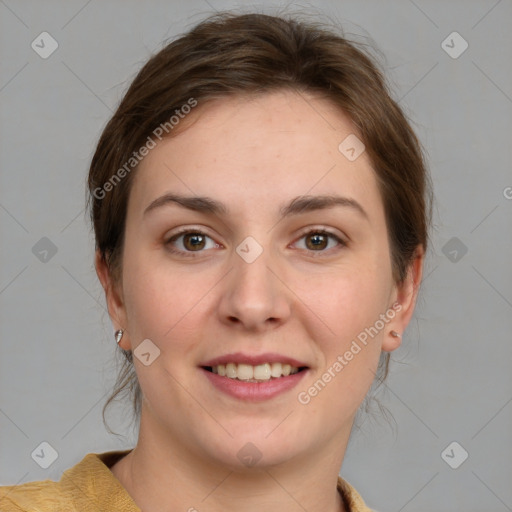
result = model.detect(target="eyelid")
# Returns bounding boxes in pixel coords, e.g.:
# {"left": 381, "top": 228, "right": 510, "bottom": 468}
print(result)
{"left": 164, "top": 226, "right": 222, "bottom": 257}
{"left": 165, "top": 225, "right": 217, "bottom": 241}
{"left": 290, "top": 226, "right": 347, "bottom": 255}
{"left": 293, "top": 225, "right": 348, "bottom": 244}
{"left": 164, "top": 225, "right": 347, "bottom": 257}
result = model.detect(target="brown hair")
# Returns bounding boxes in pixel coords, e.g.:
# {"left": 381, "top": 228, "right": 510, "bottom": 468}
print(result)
{"left": 87, "top": 11, "right": 432, "bottom": 433}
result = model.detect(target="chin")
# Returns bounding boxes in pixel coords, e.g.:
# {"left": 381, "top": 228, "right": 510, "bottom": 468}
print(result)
{"left": 199, "top": 426, "right": 307, "bottom": 471}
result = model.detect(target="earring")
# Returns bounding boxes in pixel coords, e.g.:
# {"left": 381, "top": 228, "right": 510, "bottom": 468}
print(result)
{"left": 390, "top": 330, "right": 401, "bottom": 338}
{"left": 115, "top": 329, "right": 124, "bottom": 344}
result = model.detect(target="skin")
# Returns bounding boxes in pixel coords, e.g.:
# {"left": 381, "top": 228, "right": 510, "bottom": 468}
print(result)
{"left": 96, "top": 89, "right": 424, "bottom": 512}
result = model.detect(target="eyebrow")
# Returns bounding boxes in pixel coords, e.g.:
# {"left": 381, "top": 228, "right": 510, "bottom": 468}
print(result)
{"left": 143, "top": 193, "right": 368, "bottom": 220}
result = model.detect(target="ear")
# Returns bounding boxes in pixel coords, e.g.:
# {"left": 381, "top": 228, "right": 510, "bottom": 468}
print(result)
{"left": 382, "top": 245, "right": 424, "bottom": 352}
{"left": 95, "top": 249, "right": 130, "bottom": 350}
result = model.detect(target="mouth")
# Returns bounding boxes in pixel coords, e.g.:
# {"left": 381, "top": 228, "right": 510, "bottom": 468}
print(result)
{"left": 202, "top": 362, "right": 309, "bottom": 383}
{"left": 199, "top": 354, "right": 310, "bottom": 401}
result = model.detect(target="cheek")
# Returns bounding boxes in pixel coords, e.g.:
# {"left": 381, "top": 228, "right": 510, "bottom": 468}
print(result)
{"left": 121, "top": 248, "right": 214, "bottom": 354}
{"left": 297, "top": 260, "right": 391, "bottom": 341}
{"left": 298, "top": 290, "right": 385, "bottom": 429}
{"left": 296, "top": 262, "right": 391, "bottom": 404}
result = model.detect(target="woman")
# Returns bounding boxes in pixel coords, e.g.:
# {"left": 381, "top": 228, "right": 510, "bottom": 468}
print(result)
{"left": 0, "top": 11, "right": 430, "bottom": 512}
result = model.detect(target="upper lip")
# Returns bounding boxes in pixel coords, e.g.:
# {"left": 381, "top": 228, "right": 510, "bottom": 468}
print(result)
{"left": 200, "top": 352, "right": 309, "bottom": 368}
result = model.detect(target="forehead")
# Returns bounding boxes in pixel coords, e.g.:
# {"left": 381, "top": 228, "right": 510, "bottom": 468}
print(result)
{"left": 130, "top": 90, "right": 383, "bottom": 220}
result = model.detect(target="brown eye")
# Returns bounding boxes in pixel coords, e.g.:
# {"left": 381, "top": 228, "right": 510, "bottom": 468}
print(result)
{"left": 166, "top": 230, "right": 220, "bottom": 256}
{"left": 182, "top": 233, "right": 206, "bottom": 251}
{"left": 305, "top": 233, "right": 329, "bottom": 250}
{"left": 294, "top": 229, "right": 346, "bottom": 254}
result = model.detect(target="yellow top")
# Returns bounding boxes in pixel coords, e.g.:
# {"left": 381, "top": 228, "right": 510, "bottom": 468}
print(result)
{"left": 0, "top": 450, "right": 375, "bottom": 511}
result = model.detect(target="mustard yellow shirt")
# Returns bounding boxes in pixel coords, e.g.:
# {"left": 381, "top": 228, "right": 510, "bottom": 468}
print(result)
{"left": 0, "top": 450, "right": 375, "bottom": 511}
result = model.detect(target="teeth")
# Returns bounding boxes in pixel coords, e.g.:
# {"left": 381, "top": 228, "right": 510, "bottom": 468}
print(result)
{"left": 237, "top": 364, "right": 253, "bottom": 381}
{"left": 211, "top": 362, "right": 300, "bottom": 381}
{"left": 270, "top": 362, "right": 282, "bottom": 378}
{"left": 226, "top": 363, "right": 237, "bottom": 379}
{"left": 254, "top": 363, "right": 271, "bottom": 380}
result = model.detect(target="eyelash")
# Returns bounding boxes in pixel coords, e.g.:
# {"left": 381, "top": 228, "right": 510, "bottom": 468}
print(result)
{"left": 164, "top": 227, "right": 347, "bottom": 258}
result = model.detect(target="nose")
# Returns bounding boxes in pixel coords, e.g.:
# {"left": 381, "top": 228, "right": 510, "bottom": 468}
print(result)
{"left": 216, "top": 246, "right": 292, "bottom": 332}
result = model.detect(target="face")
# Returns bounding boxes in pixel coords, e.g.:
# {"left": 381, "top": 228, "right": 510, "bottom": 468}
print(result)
{"left": 99, "top": 90, "right": 421, "bottom": 470}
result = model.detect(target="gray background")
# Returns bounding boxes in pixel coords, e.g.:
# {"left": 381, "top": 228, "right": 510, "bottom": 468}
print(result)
{"left": 1, "top": 1, "right": 511, "bottom": 511}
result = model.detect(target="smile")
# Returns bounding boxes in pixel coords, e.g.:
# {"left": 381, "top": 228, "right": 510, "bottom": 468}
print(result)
{"left": 201, "top": 366, "right": 309, "bottom": 401}
{"left": 204, "top": 362, "right": 303, "bottom": 382}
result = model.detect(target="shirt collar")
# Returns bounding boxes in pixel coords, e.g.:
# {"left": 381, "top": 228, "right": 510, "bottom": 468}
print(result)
{"left": 61, "top": 450, "right": 373, "bottom": 512}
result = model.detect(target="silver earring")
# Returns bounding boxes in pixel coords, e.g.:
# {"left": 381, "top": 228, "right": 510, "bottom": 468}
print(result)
{"left": 390, "top": 330, "right": 401, "bottom": 338}
{"left": 115, "top": 329, "right": 124, "bottom": 344}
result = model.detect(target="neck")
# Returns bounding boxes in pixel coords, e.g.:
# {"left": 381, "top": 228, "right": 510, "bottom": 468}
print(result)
{"left": 111, "top": 407, "right": 351, "bottom": 512}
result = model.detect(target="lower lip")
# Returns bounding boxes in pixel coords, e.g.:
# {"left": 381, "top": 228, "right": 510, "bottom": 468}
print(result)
{"left": 200, "top": 367, "right": 308, "bottom": 401}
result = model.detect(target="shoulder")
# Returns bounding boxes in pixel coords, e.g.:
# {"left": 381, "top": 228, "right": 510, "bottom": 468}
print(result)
{"left": 337, "top": 475, "right": 378, "bottom": 512}
{"left": 0, "top": 450, "right": 135, "bottom": 512}
{"left": 0, "top": 479, "right": 63, "bottom": 511}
